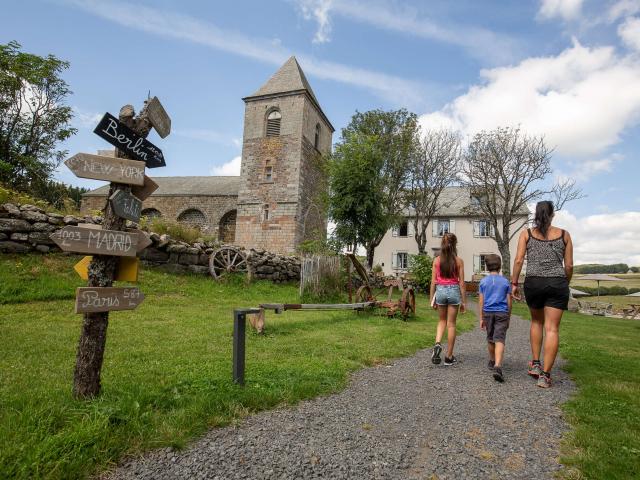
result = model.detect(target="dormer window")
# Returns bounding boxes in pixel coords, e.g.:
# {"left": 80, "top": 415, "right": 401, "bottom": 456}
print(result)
{"left": 266, "top": 110, "right": 281, "bottom": 137}
{"left": 264, "top": 160, "right": 273, "bottom": 181}
{"left": 314, "top": 123, "right": 321, "bottom": 149}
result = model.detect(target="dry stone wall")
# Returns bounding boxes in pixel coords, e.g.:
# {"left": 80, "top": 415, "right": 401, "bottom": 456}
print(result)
{"left": 0, "top": 203, "right": 301, "bottom": 282}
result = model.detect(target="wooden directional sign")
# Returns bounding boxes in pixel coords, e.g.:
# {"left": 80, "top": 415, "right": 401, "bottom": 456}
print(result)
{"left": 131, "top": 229, "right": 153, "bottom": 252}
{"left": 94, "top": 113, "right": 166, "bottom": 168}
{"left": 75, "top": 287, "right": 144, "bottom": 314}
{"left": 50, "top": 226, "right": 138, "bottom": 257}
{"left": 110, "top": 189, "right": 142, "bottom": 222}
{"left": 131, "top": 175, "right": 159, "bottom": 201}
{"left": 147, "top": 96, "right": 171, "bottom": 138}
{"left": 74, "top": 256, "right": 139, "bottom": 282}
{"left": 65, "top": 153, "right": 145, "bottom": 185}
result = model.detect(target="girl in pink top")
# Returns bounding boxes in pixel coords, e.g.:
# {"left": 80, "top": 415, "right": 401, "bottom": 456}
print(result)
{"left": 429, "top": 233, "right": 467, "bottom": 366}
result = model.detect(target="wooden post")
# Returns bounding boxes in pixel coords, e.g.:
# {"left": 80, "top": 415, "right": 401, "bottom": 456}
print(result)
{"left": 347, "top": 257, "right": 353, "bottom": 303}
{"left": 72, "top": 103, "right": 151, "bottom": 399}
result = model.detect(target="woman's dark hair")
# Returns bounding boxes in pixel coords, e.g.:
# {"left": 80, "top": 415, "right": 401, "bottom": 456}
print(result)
{"left": 534, "top": 201, "right": 554, "bottom": 238}
{"left": 440, "top": 233, "right": 458, "bottom": 278}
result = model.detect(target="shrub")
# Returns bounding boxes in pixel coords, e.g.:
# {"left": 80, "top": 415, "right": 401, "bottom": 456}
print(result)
{"left": 139, "top": 216, "right": 215, "bottom": 244}
{"left": 409, "top": 254, "right": 432, "bottom": 292}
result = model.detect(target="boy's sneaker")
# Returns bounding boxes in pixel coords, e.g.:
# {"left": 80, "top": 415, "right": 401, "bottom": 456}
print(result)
{"left": 431, "top": 343, "right": 442, "bottom": 365}
{"left": 528, "top": 361, "right": 543, "bottom": 378}
{"left": 487, "top": 359, "right": 495, "bottom": 370}
{"left": 493, "top": 367, "right": 504, "bottom": 383}
{"left": 537, "top": 372, "right": 552, "bottom": 388}
{"left": 443, "top": 355, "right": 457, "bottom": 366}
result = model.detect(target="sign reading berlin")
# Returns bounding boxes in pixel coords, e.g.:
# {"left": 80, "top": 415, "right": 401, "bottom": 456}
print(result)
{"left": 93, "top": 112, "right": 166, "bottom": 168}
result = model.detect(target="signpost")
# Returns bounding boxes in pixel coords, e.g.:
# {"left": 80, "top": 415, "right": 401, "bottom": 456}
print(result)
{"left": 62, "top": 99, "right": 170, "bottom": 399}
{"left": 75, "top": 287, "right": 144, "bottom": 313}
{"left": 50, "top": 226, "right": 139, "bottom": 257}
{"left": 131, "top": 175, "right": 159, "bottom": 201}
{"left": 64, "top": 153, "right": 145, "bottom": 185}
{"left": 93, "top": 112, "right": 166, "bottom": 168}
{"left": 110, "top": 189, "right": 142, "bottom": 222}
{"left": 74, "top": 256, "right": 139, "bottom": 282}
{"left": 146, "top": 96, "right": 171, "bottom": 138}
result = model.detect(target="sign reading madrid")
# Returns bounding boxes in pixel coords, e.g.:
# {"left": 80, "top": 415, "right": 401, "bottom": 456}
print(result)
{"left": 65, "top": 153, "right": 145, "bottom": 185}
{"left": 93, "top": 113, "right": 166, "bottom": 168}
{"left": 75, "top": 287, "right": 144, "bottom": 313}
{"left": 50, "top": 226, "right": 139, "bottom": 257}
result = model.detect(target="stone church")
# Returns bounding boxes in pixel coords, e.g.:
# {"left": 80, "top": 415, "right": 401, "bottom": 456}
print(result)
{"left": 82, "top": 57, "right": 334, "bottom": 254}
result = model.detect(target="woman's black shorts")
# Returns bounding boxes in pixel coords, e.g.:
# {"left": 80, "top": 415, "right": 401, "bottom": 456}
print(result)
{"left": 523, "top": 276, "right": 570, "bottom": 310}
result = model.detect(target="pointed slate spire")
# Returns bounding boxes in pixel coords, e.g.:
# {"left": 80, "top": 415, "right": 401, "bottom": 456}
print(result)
{"left": 245, "top": 56, "right": 320, "bottom": 105}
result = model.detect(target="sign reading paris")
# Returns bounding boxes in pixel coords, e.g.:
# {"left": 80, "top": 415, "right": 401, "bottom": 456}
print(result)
{"left": 93, "top": 112, "right": 166, "bottom": 168}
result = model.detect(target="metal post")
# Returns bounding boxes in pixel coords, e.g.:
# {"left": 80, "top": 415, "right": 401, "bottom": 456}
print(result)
{"left": 233, "top": 308, "right": 261, "bottom": 386}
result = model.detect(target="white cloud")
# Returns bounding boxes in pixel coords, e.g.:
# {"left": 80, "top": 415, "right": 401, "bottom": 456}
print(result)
{"left": 608, "top": 0, "right": 640, "bottom": 22}
{"left": 618, "top": 16, "right": 640, "bottom": 51}
{"left": 294, "top": 0, "right": 518, "bottom": 64}
{"left": 297, "top": 0, "right": 333, "bottom": 43}
{"left": 419, "top": 40, "right": 640, "bottom": 158}
{"left": 210, "top": 156, "right": 241, "bottom": 176}
{"left": 538, "top": 0, "right": 584, "bottom": 21}
{"left": 554, "top": 209, "right": 640, "bottom": 265}
{"left": 72, "top": 106, "right": 102, "bottom": 128}
{"left": 64, "top": 0, "right": 422, "bottom": 105}
{"left": 558, "top": 153, "right": 622, "bottom": 181}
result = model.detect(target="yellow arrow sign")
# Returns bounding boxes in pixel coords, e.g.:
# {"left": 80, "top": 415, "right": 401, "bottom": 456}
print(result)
{"left": 74, "top": 256, "right": 140, "bottom": 282}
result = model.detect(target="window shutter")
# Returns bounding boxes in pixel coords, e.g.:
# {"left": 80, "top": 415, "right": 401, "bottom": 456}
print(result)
{"left": 408, "top": 221, "right": 414, "bottom": 236}
{"left": 473, "top": 221, "right": 479, "bottom": 237}
{"left": 392, "top": 227, "right": 398, "bottom": 237}
{"left": 491, "top": 223, "right": 496, "bottom": 237}
{"left": 450, "top": 219, "right": 456, "bottom": 234}
{"left": 432, "top": 220, "right": 439, "bottom": 237}
{"left": 391, "top": 252, "right": 397, "bottom": 269}
{"left": 473, "top": 255, "right": 480, "bottom": 273}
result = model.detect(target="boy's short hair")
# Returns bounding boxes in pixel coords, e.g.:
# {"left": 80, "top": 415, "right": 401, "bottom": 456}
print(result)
{"left": 485, "top": 254, "right": 502, "bottom": 272}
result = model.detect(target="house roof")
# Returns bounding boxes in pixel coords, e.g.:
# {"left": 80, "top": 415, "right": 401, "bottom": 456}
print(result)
{"left": 243, "top": 56, "right": 334, "bottom": 132}
{"left": 405, "top": 186, "right": 530, "bottom": 217}
{"left": 83, "top": 176, "right": 241, "bottom": 197}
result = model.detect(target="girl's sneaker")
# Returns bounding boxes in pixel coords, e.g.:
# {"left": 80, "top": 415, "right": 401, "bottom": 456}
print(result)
{"left": 537, "top": 372, "right": 552, "bottom": 388}
{"left": 488, "top": 359, "right": 495, "bottom": 370}
{"left": 493, "top": 367, "right": 504, "bottom": 383}
{"left": 444, "top": 355, "right": 457, "bottom": 366}
{"left": 431, "top": 343, "right": 442, "bottom": 364}
{"left": 528, "top": 361, "right": 543, "bottom": 378}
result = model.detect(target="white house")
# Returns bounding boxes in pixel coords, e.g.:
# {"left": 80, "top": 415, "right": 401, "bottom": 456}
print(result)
{"left": 373, "top": 187, "right": 529, "bottom": 281}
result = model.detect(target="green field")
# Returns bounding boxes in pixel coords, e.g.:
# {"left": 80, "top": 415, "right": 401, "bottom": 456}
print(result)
{"left": 572, "top": 273, "right": 640, "bottom": 290}
{"left": 0, "top": 254, "right": 462, "bottom": 479}
{"left": 2, "top": 255, "right": 639, "bottom": 479}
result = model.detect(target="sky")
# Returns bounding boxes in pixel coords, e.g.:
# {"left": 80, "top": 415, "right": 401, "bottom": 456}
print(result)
{"left": 2, "top": 0, "right": 640, "bottom": 266}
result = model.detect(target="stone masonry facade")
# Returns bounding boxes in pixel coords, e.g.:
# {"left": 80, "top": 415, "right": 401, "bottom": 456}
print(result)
{"left": 81, "top": 56, "right": 333, "bottom": 255}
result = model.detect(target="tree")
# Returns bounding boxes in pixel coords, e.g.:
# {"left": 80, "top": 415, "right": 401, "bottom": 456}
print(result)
{"left": 460, "top": 127, "right": 581, "bottom": 276}
{"left": 329, "top": 109, "right": 420, "bottom": 268}
{"left": 0, "top": 41, "right": 76, "bottom": 193}
{"left": 407, "top": 129, "right": 461, "bottom": 254}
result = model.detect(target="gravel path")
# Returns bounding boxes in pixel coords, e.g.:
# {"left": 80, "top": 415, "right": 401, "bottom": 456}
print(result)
{"left": 107, "top": 308, "right": 574, "bottom": 480}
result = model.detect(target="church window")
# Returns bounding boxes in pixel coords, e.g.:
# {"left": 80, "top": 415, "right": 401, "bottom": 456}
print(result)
{"left": 264, "top": 160, "right": 273, "bottom": 181}
{"left": 314, "top": 123, "right": 321, "bottom": 149}
{"left": 266, "top": 110, "right": 281, "bottom": 137}
{"left": 262, "top": 204, "right": 270, "bottom": 221}
{"left": 177, "top": 208, "right": 207, "bottom": 229}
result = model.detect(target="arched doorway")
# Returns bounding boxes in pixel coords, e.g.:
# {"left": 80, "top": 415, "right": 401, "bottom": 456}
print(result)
{"left": 219, "top": 209, "right": 237, "bottom": 243}
{"left": 177, "top": 208, "right": 207, "bottom": 230}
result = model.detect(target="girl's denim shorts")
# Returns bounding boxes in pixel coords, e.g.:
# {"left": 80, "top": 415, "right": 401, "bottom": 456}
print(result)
{"left": 435, "top": 284, "right": 461, "bottom": 306}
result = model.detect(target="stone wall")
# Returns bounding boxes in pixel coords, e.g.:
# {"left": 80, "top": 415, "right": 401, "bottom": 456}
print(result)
{"left": 0, "top": 202, "right": 301, "bottom": 282}
{"left": 82, "top": 194, "right": 238, "bottom": 239}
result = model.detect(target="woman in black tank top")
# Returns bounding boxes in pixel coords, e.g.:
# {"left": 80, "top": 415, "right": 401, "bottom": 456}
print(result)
{"left": 511, "top": 201, "right": 574, "bottom": 388}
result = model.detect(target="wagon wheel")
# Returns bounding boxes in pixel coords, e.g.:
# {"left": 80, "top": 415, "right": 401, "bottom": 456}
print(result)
{"left": 209, "top": 246, "right": 248, "bottom": 280}
{"left": 356, "top": 285, "right": 374, "bottom": 302}
{"left": 399, "top": 288, "right": 416, "bottom": 320}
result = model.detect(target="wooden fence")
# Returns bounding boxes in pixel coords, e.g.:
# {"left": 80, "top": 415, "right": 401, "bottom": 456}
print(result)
{"left": 299, "top": 255, "right": 342, "bottom": 297}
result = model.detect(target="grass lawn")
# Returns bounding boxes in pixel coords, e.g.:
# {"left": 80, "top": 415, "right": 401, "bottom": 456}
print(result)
{"left": 513, "top": 304, "right": 640, "bottom": 479}
{"left": 0, "top": 254, "right": 471, "bottom": 479}
{"left": 572, "top": 273, "right": 640, "bottom": 290}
